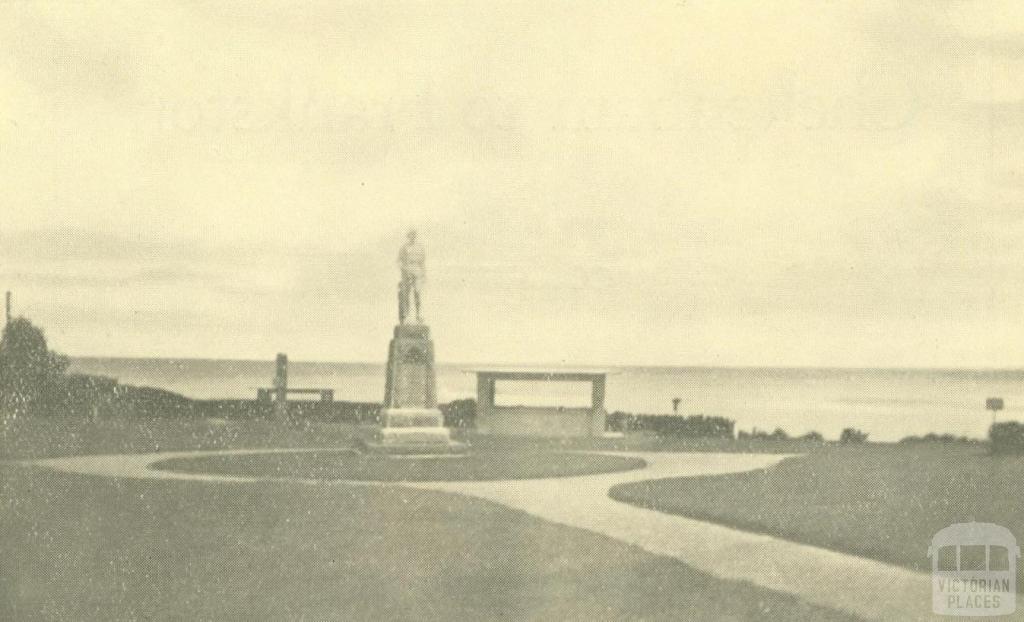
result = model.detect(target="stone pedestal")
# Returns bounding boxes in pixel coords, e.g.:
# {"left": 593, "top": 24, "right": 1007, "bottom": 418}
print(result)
{"left": 364, "top": 324, "right": 465, "bottom": 454}
{"left": 383, "top": 324, "right": 437, "bottom": 410}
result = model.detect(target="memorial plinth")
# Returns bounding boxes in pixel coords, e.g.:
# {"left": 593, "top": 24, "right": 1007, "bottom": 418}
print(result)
{"left": 364, "top": 323, "right": 466, "bottom": 454}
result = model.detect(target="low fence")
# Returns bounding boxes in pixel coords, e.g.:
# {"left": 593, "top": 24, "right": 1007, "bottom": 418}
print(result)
{"left": 194, "top": 400, "right": 379, "bottom": 424}
{"left": 194, "top": 397, "right": 479, "bottom": 427}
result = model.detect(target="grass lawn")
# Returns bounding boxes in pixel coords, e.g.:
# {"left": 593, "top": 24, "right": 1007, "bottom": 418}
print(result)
{"left": 472, "top": 433, "right": 833, "bottom": 455}
{"left": 0, "top": 417, "right": 366, "bottom": 461}
{"left": 0, "top": 416, "right": 859, "bottom": 620}
{"left": 155, "top": 449, "right": 646, "bottom": 482}
{"left": 610, "top": 442, "right": 1024, "bottom": 590}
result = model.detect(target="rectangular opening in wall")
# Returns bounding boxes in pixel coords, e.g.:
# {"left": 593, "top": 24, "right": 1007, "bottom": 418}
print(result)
{"left": 493, "top": 380, "right": 593, "bottom": 408}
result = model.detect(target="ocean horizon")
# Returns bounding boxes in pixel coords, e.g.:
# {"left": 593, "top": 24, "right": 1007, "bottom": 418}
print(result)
{"left": 68, "top": 356, "right": 1024, "bottom": 443}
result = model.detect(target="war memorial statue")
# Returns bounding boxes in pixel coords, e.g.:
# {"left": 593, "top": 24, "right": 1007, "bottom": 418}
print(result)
{"left": 363, "top": 230, "right": 465, "bottom": 454}
{"left": 398, "top": 229, "right": 425, "bottom": 324}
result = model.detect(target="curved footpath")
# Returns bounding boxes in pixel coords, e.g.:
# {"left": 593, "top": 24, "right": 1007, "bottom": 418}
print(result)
{"left": 16, "top": 449, "right": 934, "bottom": 621}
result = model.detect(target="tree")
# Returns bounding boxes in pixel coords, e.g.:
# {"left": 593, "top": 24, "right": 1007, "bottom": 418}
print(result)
{"left": 839, "top": 427, "right": 869, "bottom": 444}
{"left": 0, "top": 317, "right": 69, "bottom": 418}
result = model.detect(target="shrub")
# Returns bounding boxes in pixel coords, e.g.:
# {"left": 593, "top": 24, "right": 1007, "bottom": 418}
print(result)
{"left": 630, "top": 413, "right": 734, "bottom": 438}
{"left": 898, "top": 432, "right": 972, "bottom": 445}
{"left": 799, "top": 431, "right": 824, "bottom": 442}
{"left": 738, "top": 427, "right": 793, "bottom": 441}
{"left": 441, "top": 399, "right": 476, "bottom": 428}
{"left": 839, "top": 428, "right": 869, "bottom": 444}
{"left": 58, "top": 373, "right": 120, "bottom": 419}
{"left": 0, "top": 317, "right": 70, "bottom": 418}
{"left": 990, "top": 421, "right": 1024, "bottom": 454}
{"left": 606, "top": 411, "right": 631, "bottom": 433}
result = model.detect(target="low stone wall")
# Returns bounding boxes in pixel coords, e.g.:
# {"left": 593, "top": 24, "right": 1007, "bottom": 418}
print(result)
{"left": 476, "top": 405, "right": 605, "bottom": 438}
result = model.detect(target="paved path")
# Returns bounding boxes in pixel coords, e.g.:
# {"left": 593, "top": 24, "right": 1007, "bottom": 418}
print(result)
{"left": 17, "top": 449, "right": 935, "bottom": 620}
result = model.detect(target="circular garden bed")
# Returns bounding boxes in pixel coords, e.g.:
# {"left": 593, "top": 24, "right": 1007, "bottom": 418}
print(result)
{"left": 152, "top": 449, "right": 645, "bottom": 482}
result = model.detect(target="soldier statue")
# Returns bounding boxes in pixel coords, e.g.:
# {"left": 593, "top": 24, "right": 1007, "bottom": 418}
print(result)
{"left": 398, "top": 229, "right": 426, "bottom": 324}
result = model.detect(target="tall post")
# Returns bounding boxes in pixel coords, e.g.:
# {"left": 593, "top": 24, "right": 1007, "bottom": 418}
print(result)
{"left": 476, "top": 374, "right": 488, "bottom": 409}
{"left": 590, "top": 374, "right": 606, "bottom": 437}
{"left": 475, "top": 374, "right": 496, "bottom": 435}
{"left": 5, "top": 291, "right": 11, "bottom": 327}
{"left": 274, "top": 353, "right": 288, "bottom": 421}
{"left": 476, "top": 374, "right": 496, "bottom": 409}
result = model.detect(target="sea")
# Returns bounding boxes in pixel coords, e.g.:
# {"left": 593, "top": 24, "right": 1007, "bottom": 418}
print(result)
{"left": 68, "top": 357, "right": 1024, "bottom": 442}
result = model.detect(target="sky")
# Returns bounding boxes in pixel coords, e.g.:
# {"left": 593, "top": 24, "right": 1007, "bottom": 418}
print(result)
{"left": 1, "top": 1, "right": 1022, "bottom": 368}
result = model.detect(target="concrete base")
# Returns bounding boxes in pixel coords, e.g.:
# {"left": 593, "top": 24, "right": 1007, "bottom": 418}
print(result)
{"left": 361, "top": 408, "right": 468, "bottom": 455}
{"left": 373, "top": 321, "right": 462, "bottom": 455}
{"left": 377, "top": 426, "right": 452, "bottom": 445}
{"left": 381, "top": 407, "right": 444, "bottom": 428}
{"left": 476, "top": 405, "right": 607, "bottom": 438}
